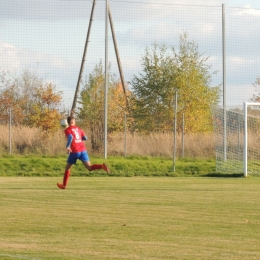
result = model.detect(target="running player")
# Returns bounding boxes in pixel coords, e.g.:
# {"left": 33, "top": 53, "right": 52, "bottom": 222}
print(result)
{"left": 57, "top": 116, "right": 110, "bottom": 189}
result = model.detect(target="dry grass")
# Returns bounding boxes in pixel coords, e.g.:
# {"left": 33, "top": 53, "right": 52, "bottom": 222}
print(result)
{"left": 0, "top": 125, "right": 65, "bottom": 155}
{"left": 108, "top": 132, "right": 215, "bottom": 158}
{"left": 0, "top": 125, "right": 216, "bottom": 158}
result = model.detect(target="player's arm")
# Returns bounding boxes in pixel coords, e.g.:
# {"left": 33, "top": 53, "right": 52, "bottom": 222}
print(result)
{"left": 80, "top": 128, "right": 87, "bottom": 141}
{"left": 66, "top": 134, "right": 73, "bottom": 152}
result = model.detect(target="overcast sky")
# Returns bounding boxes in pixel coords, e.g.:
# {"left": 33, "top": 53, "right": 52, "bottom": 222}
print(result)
{"left": 148, "top": 0, "right": 260, "bottom": 8}
{"left": 1, "top": 0, "right": 260, "bottom": 109}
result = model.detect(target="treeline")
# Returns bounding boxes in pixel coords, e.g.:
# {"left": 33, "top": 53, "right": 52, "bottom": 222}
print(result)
{"left": 0, "top": 33, "right": 221, "bottom": 152}
{"left": 77, "top": 33, "right": 220, "bottom": 151}
{"left": 0, "top": 69, "right": 64, "bottom": 133}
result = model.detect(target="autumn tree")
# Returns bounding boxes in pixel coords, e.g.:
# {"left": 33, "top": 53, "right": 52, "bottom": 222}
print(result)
{"left": 0, "top": 69, "right": 64, "bottom": 133}
{"left": 131, "top": 33, "right": 220, "bottom": 133}
{"left": 78, "top": 63, "right": 105, "bottom": 152}
{"left": 78, "top": 61, "right": 131, "bottom": 152}
{"left": 0, "top": 84, "right": 25, "bottom": 124}
{"left": 0, "top": 70, "right": 24, "bottom": 124}
{"left": 108, "top": 82, "right": 133, "bottom": 132}
{"left": 27, "top": 83, "right": 63, "bottom": 133}
{"left": 172, "top": 33, "right": 220, "bottom": 133}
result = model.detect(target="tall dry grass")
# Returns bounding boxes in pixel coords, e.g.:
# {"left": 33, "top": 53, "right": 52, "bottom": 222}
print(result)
{"left": 0, "top": 125, "right": 216, "bottom": 158}
{"left": 108, "top": 132, "right": 216, "bottom": 158}
{"left": 0, "top": 125, "right": 66, "bottom": 155}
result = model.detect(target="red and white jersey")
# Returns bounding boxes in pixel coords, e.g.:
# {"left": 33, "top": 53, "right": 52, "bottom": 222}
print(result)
{"left": 64, "top": 125, "right": 86, "bottom": 153}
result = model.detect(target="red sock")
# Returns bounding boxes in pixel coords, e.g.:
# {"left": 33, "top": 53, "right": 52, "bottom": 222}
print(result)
{"left": 63, "top": 170, "right": 70, "bottom": 187}
{"left": 90, "top": 164, "right": 102, "bottom": 171}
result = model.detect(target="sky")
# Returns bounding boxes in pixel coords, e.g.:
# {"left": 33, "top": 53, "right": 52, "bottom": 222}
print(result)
{"left": 157, "top": 0, "right": 260, "bottom": 8}
{"left": 1, "top": 0, "right": 260, "bottom": 110}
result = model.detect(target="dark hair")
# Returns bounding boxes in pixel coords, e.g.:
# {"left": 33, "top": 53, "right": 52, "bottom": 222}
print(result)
{"left": 67, "top": 116, "right": 75, "bottom": 125}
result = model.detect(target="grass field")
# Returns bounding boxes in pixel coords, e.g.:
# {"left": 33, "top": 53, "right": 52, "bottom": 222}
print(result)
{"left": 1, "top": 177, "right": 260, "bottom": 260}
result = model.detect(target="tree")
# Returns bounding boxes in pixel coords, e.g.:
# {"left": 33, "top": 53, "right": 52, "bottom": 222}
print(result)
{"left": 28, "top": 83, "right": 63, "bottom": 133}
{"left": 172, "top": 33, "right": 220, "bottom": 133}
{"left": 130, "top": 43, "right": 175, "bottom": 133}
{"left": 78, "top": 61, "right": 131, "bottom": 152}
{"left": 131, "top": 32, "right": 220, "bottom": 133}
{"left": 108, "top": 82, "right": 133, "bottom": 133}
{"left": 0, "top": 69, "right": 64, "bottom": 133}
{"left": 78, "top": 62, "right": 105, "bottom": 152}
{"left": 0, "top": 84, "right": 25, "bottom": 125}
{"left": 250, "top": 77, "right": 260, "bottom": 103}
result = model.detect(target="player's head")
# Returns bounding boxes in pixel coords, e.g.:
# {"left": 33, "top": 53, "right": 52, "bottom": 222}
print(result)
{"left": 67, "top": 116, "right": 76, "bottom": 126}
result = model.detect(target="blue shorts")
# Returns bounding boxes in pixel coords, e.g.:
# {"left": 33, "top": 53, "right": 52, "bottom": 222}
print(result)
{"left": 67, "top": 150, "right": 90, "bottom": 165}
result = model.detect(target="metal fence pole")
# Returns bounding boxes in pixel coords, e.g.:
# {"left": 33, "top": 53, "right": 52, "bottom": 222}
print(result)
{"left": 173, "top": 90, "right": 178, "bottom": 172}
{"left": 104, "top": 0, "right": 109, "bottom": 159}
{"left": 222, "top": 4, "right": 227, "bottom": 161}
{"left": 243, "top": 102, "right": 247, "bottom": 177}
{"left": 124, "top": 111, "right": 127, "bottom": 157}
{"left": 182, "top": 113, "right": 184, "bottom": 158}
{"left": 9, "top": 108, "right": 12, "bottom": 154}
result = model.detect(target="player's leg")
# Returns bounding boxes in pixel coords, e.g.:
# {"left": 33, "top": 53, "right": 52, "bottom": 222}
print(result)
{"left": 57, "top": 153, "right": 78, "bottom": 189}
{"left": 82, "top": 161, "right": 110, "bottom": 173}
{"left": 80, "top": 151, "right": 98, "bottom": 170}
{"left": 101, "top": 163, "right": 110, "bottom": 173}
{"left": 57, "top": 163, "right": 73, "bottom": 189}
{"left": 82, "top": 160, "right": 95, "bottom": 171}
{"left": 64, "top": 162, "right": 73, "bottom": 185}
{"left": 80, "top": 151, "right": 110, "bottom": 173}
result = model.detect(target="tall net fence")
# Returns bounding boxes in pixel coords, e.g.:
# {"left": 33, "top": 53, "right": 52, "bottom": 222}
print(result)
{"left": 212, "top": 107, "right": 244, "bottom": 174}
{"left": 212, "top": 104, "right": 260, "bottom": 175}
{"left": 1, "top": 1, "right": 260, "bottom": 156}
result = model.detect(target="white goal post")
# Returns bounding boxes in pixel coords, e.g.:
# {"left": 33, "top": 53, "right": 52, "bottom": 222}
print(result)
{"left": 213, "top": 102, "right": 260, "bottom": 177}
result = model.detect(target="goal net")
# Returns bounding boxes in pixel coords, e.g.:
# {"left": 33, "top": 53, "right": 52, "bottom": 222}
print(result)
{"left": 212, "top": 103, "right": 260, "bottom": 177}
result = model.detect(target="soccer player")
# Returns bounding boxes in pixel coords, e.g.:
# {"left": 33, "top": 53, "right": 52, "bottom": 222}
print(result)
{"left": 57, "top": 116, "right": 110, "bottom": 189}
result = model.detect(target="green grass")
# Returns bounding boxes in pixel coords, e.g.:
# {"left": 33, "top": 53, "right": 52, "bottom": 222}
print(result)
{"left": 1, "top": 177, "right": 260, "bottom": 259}
{"left": 0, "top": 155, "right": 221, "bottom": 177}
